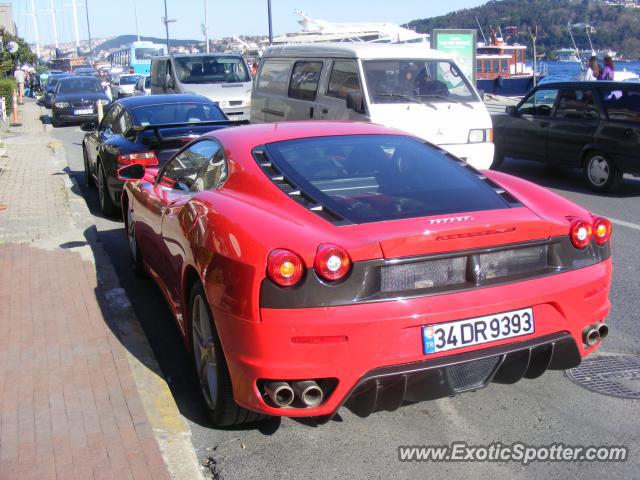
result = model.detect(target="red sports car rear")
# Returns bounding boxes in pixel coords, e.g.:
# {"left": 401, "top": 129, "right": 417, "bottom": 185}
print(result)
{"left": 120, "top": 122, "right": 612, "bottom": 426}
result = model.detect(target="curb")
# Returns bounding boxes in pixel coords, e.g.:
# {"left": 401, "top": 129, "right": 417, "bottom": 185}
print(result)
{"left": 51, "top": 118, "right": 205, "bottom": 480}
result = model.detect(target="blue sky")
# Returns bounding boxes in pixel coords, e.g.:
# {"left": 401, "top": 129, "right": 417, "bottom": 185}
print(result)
{"left": 13, "top": 0, "right": 486, "bottom": 45}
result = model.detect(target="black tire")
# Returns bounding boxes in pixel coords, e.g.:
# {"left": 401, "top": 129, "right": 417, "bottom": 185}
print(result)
{"left": 83, "top": 144, "right": 95, "bottom": 189}
{"left": 51, "top": 114, "right": 62, "bottom": 128}
{"left": 124, "top": 197, "right": 144, "bottom": 276}
{"left": 491, "top": 148, "right": 504, "bottom": 170}
{"left": 189, "top": 282, "right": 264, "bottom": 427}
{"left": 583, "top": 151, "right": 623, "bottom": 193}
{"left": 98, "top": 163, "right": 119, "bottom": 217}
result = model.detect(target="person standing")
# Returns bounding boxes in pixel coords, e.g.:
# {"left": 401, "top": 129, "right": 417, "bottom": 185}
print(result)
{"left": 13, "top": 67, "right": 25, "bottom": 103}
{"left": 583, "top": 56, "right": 600, "bottom": 81}
{"left": 599, "top": 56, "right": 615, "bottom": 81}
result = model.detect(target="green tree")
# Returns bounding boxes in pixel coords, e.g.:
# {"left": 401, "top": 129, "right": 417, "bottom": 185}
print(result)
{"left": 0, "top": 27, "right": 38, "bottom": 77}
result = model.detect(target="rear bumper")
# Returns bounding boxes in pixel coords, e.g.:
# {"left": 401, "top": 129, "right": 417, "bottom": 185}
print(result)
{"left": 440, "top": 141, "right": 494, "bottom": 170}
{"left": 211, "top": 258, "right": 611, "bottom": 418}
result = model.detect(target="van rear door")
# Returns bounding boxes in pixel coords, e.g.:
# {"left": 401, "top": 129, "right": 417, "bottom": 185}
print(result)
{"left": 313, "top": 59, "right": 366, "bottom": 121}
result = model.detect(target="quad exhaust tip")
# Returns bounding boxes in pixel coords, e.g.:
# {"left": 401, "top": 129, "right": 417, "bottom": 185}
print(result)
{"left": 264, "top": 381, "right": 295, "bottom": 407}
{"left": 293, "top": 380, "right": 324, "bottom": 407}
{"left": 582, "top": 325, "right": 601, "bottom": 347}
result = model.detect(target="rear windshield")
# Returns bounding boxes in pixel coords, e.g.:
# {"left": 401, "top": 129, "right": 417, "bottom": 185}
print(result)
{"left": 130, "top": 102, "right": 226, "bottom": 125}
{"left": 120, "top": 75, "right": 142, "bottom": 85}
{"left": 174, "top": 55, "right": 250, "bottom": 84}
{"left": 264, "top": 135, "right": 508, "bottom": 224}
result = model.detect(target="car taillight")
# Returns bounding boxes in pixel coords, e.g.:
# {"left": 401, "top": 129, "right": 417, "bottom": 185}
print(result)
{"left": 267, "top": 249, "right": 304, "bottom": 287}
{"left": 117, "top": 151, "right": 158, "bottom": 166}
{"left": 314, "top": 244, "right": 351, "bottom": 282}
{"left": 592, "top": 216, "right": 612, "bottom": 245}
{"left": 570, "top": 219, "right": 593, "bottom": 249}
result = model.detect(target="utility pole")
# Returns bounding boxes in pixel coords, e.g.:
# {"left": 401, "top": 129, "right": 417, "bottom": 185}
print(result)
{"left": 267, "top": 0, "right": 273, "bottom": 45}
{"left": 133, "top": 0, "right": 140, "bottom": 41}
{"left": 48, "top": 0, "right": 59, "bottom": 48}
{"left": 84, "top": 0, "right": 92, "bottom": 55}
{"left": 70, "top": 0, "right": 80, "bottom": 47}
{"left": 28, "top": 0, "right": 41, "bottom": 58}
{"left": 162, "top": 0, "right": 175, "bottom": 53}
{"left": 203, "top": 0, "right": 209, "bottom": 53}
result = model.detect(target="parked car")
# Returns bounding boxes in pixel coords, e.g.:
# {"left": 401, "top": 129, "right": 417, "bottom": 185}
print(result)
{"left": 150, "top": 53, "right": 252, "bottom": 121}
{"left": 74, "top": 67, "right": 100, "bottom": 77}
{"left": 51, "top": 76, "right": 110, "bottom": 127}
{"left": 492, "top": 81, "right": 640, "bottom": 192}
{"left": 251, "top": 43, "right": 494, "bottom": 169}
{"left": 118, "top": 121, "right": 612, "bottom": 426}
{"left": 133, "top": 75, "right": 151, "bottom": 96}
{"left": 110, "top": 74, "right": 142, "bottom": 99}
{"left": 82, "top": 94, "right": 234, "bottom": 215}
{"left": 42, "top": 73, "right": 73, "bottom": 108}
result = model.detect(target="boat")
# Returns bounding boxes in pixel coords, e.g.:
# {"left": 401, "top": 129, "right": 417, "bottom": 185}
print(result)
{"left": 556, "top": 48, "right": 581, "bottom": 62}
{"left": 475, "top": 34, "right": 546, "bottom": 96}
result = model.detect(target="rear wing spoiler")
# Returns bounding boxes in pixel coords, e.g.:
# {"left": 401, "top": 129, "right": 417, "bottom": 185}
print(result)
{"left": 130, "top": 119, "right": 249, "bottom": 144}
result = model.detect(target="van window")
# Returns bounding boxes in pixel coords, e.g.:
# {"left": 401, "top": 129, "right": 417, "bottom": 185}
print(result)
{"left": 288, "top": 61, "right": 323, "bottom": 101}
{"left": 151, "top": 60, "right": 166, "bottom": 87}
{"left": 257, "top": 60, "right": 292, "bottom": 95}
{"left": 363, "top": 59, "right": 479, "bottom": 104}
{"left": 327, "top": 61, "right": 362, "bottom": 100}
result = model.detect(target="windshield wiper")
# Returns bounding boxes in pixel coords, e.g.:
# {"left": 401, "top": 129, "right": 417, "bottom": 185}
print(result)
{"left": 375, "top": 93, "right": 436, "bottom": 109}
{"left": 417, "top": 94, "right": 474, "bottom": 109}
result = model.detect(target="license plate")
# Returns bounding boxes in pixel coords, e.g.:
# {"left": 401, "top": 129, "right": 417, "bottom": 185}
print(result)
{"left": 74, "top": 108, "right": 93, "bottom": 115}
{"left": 422, "top": 308, "right": 534, "bottom": 355}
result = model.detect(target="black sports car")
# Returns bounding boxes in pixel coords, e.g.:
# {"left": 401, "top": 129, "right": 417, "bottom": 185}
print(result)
{"left": 51, "top": 76, "right": 111, "bottom": 127}
{"left": 82, "top": 94, "right": 241, "bottom": 216}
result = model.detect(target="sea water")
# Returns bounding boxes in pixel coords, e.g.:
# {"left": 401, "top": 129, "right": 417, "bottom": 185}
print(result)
{"left": 539, "top": 60, "right": 640, "bottom": 83}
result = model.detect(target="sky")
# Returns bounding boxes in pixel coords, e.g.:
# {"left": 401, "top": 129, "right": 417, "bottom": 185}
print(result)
{"left": 12, "top": 0, "right": 487, "bottom": 46}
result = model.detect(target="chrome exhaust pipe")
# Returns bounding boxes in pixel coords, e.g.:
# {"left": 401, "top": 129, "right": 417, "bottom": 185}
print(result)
{"left": 293, "top": 380, "right": 324, "bottom": 407}
{"left": 582, "top": 325, "right": 600, "bottom": 347}
{"left": 595, "top": 322, "right": 609, "bottom": 341}
{"left": 264, "top": 381, "right": 294, "bottom": 407}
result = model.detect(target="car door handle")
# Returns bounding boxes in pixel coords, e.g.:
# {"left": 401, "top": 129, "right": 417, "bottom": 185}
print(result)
{"left": 321, "top": 108, "right": 328, "bottom": 114}
{"left": 539, "top": 121, "right": 549, "bottom": 128}
{"left": 309, "top": 106, "right": 314, "bottom": 118}
{"left": 625, "top": 128, "right": 633, "bottom": 136}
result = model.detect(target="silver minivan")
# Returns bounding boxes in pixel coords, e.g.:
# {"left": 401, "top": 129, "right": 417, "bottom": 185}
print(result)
{"left": 251, "top": 43, "right": 494, "bottom": 169}
{"left": 150, "top": 53, "right": 252, "bottom": 121}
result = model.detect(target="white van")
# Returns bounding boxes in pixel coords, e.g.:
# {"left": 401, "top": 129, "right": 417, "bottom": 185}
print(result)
{"left": 150, "top": 54, "right": 252, "bottom": 121}
{"left": 251, "top": 43, "right": 494, "bottom": 169}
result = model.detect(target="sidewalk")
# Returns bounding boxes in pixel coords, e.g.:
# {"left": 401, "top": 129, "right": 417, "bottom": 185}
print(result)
{"left": 0, "top": 101, "right": 188, "bottom": 479}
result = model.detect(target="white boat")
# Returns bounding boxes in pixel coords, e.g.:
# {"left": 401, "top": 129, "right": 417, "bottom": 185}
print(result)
{"left": 556, "top": 48, "right": 581, "bottom": 62}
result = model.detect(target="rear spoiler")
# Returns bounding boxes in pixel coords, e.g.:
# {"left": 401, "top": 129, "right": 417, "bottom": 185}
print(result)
{"left": 130, "top": 119, "right": 249, "bottom": 144}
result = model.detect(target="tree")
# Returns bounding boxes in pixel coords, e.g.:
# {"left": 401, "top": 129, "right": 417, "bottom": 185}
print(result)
{"left": 0, "top": 27, "right": 38, "bottom": 77}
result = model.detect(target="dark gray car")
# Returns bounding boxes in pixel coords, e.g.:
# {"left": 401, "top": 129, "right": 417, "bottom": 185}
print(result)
{"left": 492, "top": 81, "right": 640, "bottom": 192}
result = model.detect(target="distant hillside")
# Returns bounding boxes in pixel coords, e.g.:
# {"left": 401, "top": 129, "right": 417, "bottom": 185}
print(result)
{"left": 408, "top": 0, "right": 640, "bottom": 59}
{"left": 94, "top": 35, "right": 200, "bottom": 52}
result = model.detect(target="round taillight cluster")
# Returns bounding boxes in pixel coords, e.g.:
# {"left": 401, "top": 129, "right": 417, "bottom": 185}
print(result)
{"left": 266, "top": 244, "right": 352, "bottom": 287}
{"left": 314, "top": 244, "right": 352, "bottom": 282}
{"left": 266, "top": 249, "right": 304, "bottom": 287}
{"left": 592, "top": 217, "right": 612, "bottom": 245}
{"left": 570, "top": 219, "right": 593, "bottom": 249}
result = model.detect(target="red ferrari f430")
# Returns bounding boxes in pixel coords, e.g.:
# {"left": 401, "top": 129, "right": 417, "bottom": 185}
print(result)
{"left": 119, "top": 122, "right": 612, "bottom": 426}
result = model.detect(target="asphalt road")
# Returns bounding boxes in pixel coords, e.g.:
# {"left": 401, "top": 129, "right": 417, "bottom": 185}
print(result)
{"left": 50, "top": 120, "right": 640, "bottom": 480}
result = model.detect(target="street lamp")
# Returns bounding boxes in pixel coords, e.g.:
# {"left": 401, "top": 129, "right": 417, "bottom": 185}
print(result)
{"left": 267, "top": 0, "right": 273, "bottom": 45}
{"left": 162, "top": 0, "right": 176, "bottom": 53}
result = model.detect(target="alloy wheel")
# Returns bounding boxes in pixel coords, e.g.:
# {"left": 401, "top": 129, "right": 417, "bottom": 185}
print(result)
{"left": 587, "top": 155, "right": 610, "bottom": 187}
{"left": 192, "top": 294, "right": 218, "bottom": 410}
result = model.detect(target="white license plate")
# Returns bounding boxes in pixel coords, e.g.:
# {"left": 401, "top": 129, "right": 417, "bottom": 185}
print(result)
{"left": 422, "top": 308, "right": 534, "bottom": 355}
{"left": 74, "top": 108, "right": 93, "bottom": 115}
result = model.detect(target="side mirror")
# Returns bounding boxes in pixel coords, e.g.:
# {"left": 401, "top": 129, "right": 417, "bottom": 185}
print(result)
{"left": 506, "top": 105, "right": 517, "bottom": 115}
{"left": 81, "top": 121, "right": 97, "bottom": 132}
{"left": 346, "top": 91, "right": 365, "bottom": 114}
{"left": 117, "top": 163, "right": 145, "bottom": 181}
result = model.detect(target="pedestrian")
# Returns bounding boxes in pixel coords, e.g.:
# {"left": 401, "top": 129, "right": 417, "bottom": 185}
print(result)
{"left": 251, "top": 61, "right": 258, "bottom": 77}
{"left": 598, "top": 56, "right": 615, "bottom": 81}
{"left": 583, "top": 56, "right": 600, "bottom": 81}
{"left": 14, "top": 67, "right": 25, "bottom": 103}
